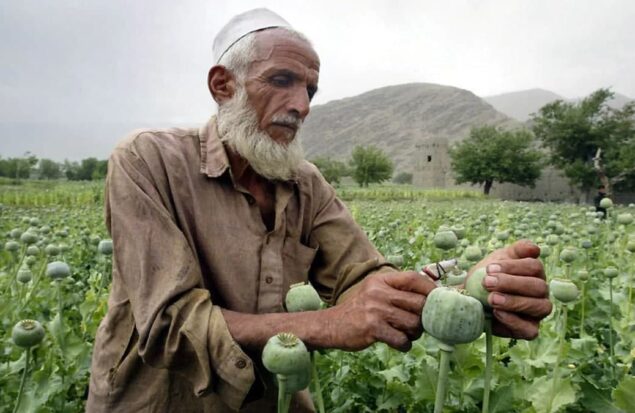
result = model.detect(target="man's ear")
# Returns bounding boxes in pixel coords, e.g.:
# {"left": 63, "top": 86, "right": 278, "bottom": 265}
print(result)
{"left": 208, "top": 65, "right": 236, "bottom": 104}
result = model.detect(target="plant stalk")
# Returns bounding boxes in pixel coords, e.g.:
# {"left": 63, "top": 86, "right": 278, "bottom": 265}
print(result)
{"left": 12, "top": 348, "right": 30, "bottom": 413}
{"left": 547, "top": 305, "right": 568, "bottom": 413}
{"left": 434, "top": 344, "right": 454, "bottom": 413}
{"left": 310, "top": 352, "right": 325, "bottom": 413}
{"left": 483, "top": 315, "right": 493, "bottom": 413}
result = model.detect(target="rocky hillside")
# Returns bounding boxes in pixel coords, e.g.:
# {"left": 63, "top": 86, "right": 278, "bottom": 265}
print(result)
{"left": 299, "top": 83, "right": 518, "bottom": 173}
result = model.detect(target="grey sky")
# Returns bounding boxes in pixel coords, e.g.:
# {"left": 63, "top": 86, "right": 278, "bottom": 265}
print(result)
{"left": 1, "top": 0, "right": 634, "bottom": 158}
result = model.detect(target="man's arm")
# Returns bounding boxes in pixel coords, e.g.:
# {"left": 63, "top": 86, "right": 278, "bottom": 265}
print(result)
{"left": 222, "top": 270, "right": 435, "bottom": 353}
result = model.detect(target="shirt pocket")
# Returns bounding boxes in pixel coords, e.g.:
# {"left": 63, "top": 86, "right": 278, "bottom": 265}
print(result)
{"left": 281, "top": 237, "right": 318, "bottom": 291}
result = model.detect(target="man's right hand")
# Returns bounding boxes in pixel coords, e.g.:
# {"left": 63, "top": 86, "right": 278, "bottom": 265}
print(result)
{"left": 321, "top": 271, "right": 436, "bottom": 352}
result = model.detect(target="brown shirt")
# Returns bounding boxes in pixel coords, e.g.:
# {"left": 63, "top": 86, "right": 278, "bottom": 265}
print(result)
{"left": 86, "top": 116, "right": 393, "bottom": 412}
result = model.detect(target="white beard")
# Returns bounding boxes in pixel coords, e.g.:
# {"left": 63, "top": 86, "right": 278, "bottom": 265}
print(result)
{"left": 216, "top": 87, "right": 305, "bottom": 181}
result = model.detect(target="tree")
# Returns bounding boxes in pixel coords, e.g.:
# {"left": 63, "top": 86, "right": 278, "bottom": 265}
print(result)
{"left": 531, "top": 88, "right": 635, "bottom": 195}
{"left": 349, "top": 145, "right": 394, "bottom": 187}
{"left": 312, "top": 157, "right": 348, "bottom": 185}
{"left": 393, "top": 172, "right": 413, "bottom": 184}
{"left": 38, "top": 159, "right": 62, "bottom": 179}
{"left": 0, "top": 154, "right": 37, "bottom": 180}
{"left": 449, "top": 126, "right": 542, "bottom": 195}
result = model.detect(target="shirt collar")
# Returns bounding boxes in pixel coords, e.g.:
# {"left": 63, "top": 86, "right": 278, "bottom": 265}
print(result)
{"left": 199, "top": 115, "right": 230, "bottom": 178}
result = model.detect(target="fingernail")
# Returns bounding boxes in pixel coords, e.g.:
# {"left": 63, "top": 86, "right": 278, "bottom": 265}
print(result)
{"left": 487, "top": 264, "right": 502, "bottom": 275}
{"left": 491, "top": 293, "right": 506, "bottom": 305}
{"left": 484, "top": 276, "right": 498, "bottom": 288}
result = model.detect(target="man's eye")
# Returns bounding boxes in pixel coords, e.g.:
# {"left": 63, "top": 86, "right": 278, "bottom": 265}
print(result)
{"left": 307, "top": 86, "right": 317, "bottom": 100}
{"left": 270, "top": 76, "right": 292, "bottom": 87}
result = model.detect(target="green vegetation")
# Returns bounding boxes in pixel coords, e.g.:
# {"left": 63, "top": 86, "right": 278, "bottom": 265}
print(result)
{"left": 1, "top": 181, "right": 634, "bottom": 412}
{"left": 350, "top": 145, "right": 394, "bottom": 187}
{"left": 311, "top": 157, "right": 349, "bottom": 185}
{"left": 0, "top": 155, "right": 108, "bottom": 181}
{"left": 532, "top": 88, "right": 635, "bottom": 194}
{"left": 449, "top": 125, "right": 543, "bottom": 195}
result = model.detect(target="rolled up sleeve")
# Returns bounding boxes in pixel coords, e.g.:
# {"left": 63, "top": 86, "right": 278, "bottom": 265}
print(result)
{"left": 106, "top": 141, "right": 254, "bottom": 410}
{"left": 306, "top": 170, "right": 397, "bottom": 305}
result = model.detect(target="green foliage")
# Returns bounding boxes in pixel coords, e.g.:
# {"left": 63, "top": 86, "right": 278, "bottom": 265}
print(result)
{"left": 2, "top": 181, "right": 634, "bottom": 412}
{"left": 312, "top": 157, "right": 349, "bottom": 185}
{"left": 531, "top": 88, "right": 635, "bottom": 192}
{"left": 0, "top": 154, "right": 38, "bottom": 179}
{"left": 64, "top": 158, "right": 108, "bottom": 181}
{"left": 392, "top": 172, "right": 413, "bottom": 184}
{"left": 349, "top": 145, "right": 394, "bottom": 187}
{"left": 37, "top": 159, "right": 62, "bottom": 180}
{"left": 449, "top": 125, "right": 542, "bottom": 195}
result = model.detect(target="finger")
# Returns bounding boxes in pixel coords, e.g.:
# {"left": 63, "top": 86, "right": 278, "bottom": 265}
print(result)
{"left": 374, "top": 322, "right": 412, "bottom": 352}
{"left": 510, "top": 240, "right": 541, "bottom": 259}
{"left": 491, "top": 310, "right": 540, "bottom": 340}
{"left": 384, "top": 271, "right": 437, "bottom": 296}
{"left": 384, "top": 305, "right": 424, "bottom": 340}
{"left": 488, "top": 293, "right": 553, "bottom": 319}
{"left": 389, "top": 290, "right": 427, "bottom": 314}
{"left": 488, "top": 258, "right": 545, "bottom": 280}
{"left": 483, "top": 272, "right": 549, "bottom": 298}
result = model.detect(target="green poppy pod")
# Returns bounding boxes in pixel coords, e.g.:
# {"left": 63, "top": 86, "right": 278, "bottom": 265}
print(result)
{"left": 599, "top": 198, "right": 613, "bottom": 209}
{"left": 29, "top": 218, "right": 40, "bottom": 226}
{"left": 539, "top": 244, "right": 551, "bottom": 258}
{"left": 576, "top": 270, "right": 589, "bottom": 281}
{"left": 26, "top": 245, "right": 39, "bottom": 256}
{"left": 262, "top": 333, "right": 310, "bottom": 376}
{"left": 12, "top": 319, "right": 45, "bottom": 348}
{"left": 550, "top": 279, "right": 579, "bottom": 303}
{"left": 422, "top": 287, "right": 485, "bottom": 345}
{"left": 45, "top": 244, "right": 60, "bottom": 256}
{"left": 464, "top": 245, "right": 483, "bottom": 262}
{"left": 285, "top": 282, "right": 322, "bottom": 312}
{"left": 5, "top": 240, "right": 20, "bottom": 252}
{"left": 603, "top": 267, "right": 619, "bottom": 279}
{"left": 97, "top": 240, "right": 113, "bottom": 255}
{"left": 627, "top": 240, "right": 635, "bottom": 253}
{"left": 546, "top": 234, "right": 559, "bottom": 246}
{"left": 20, "top": 231, "right": 38, "bottom": 245}
{"left": 433, "top": 231, "right": 458, "bottom": 250}
{"left": 559, "top": 247, "right": 577, "bottom": 264}
{"left": 580, "top": 239, "right": 593, "bottom": 249}
{"left": 451, "top": 226, "right": 466, "bottom": 240}
{"left": 46, "top": 261, "right": 70, "bottom": 280}
{"left": 446, "top": 270, "right": 467, "bottom": 286}
{"left": 617, "top": 213, "right": 633, "bottom": 225}
{"left": 25, "top": 256, "right": 37, "bottom": 266}
{"left": 17, "top": 264, "right": 33, "bottom": 283}
{"left": 59, "top": 243, "right": 70, "bottom": 253}
{"left": 10, "top": 228, "right": 22, "bottom": 239}
{"left": 465, "top": 267, "right": 490, "bottom": 308}
{"left": 39, "top": 225, "right": 51, "bottom": 234}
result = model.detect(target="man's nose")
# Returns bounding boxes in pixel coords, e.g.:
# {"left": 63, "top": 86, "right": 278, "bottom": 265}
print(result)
{"left": 287, "top": 87, "right": 311, "bottom": 120}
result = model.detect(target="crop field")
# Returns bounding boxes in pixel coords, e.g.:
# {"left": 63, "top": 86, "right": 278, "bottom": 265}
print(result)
{"left": 0, "top": 181, "right": 634, "bottom": 412}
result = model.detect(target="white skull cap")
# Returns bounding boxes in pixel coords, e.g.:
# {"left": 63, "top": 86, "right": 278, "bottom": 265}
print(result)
{"left": 213, "top": 8, "right": 291, "bottom": 64}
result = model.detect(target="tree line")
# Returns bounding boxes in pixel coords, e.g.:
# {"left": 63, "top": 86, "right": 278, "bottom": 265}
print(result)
{"left": 0, "top": 156, "right": 108, "bottom": 181}
{"left": 449, "top": 88, "right": 635, "bottom": 195}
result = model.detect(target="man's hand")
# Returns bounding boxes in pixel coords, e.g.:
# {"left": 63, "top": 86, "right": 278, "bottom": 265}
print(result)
{"left": 324, "top": 271, "right": 436, "bottom": 352}
{"left": 468, "top": 240, "right": 552, "bottom": 340}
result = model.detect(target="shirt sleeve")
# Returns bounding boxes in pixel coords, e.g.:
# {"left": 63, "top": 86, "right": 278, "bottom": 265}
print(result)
{"left": 306, "top": 168, "right": 397, "bottom": 305}
{"left": 105, "top": 138, "right": 254, "bottom": 410}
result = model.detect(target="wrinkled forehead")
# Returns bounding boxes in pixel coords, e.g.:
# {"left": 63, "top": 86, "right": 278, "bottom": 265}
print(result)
{"left": 251, "top": 29, "right": 320, "bottom": 71}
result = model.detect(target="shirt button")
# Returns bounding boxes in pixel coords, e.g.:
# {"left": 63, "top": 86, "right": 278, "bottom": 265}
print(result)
{"left": 265, "top": 276, "right": 273, "bottom": 284}
{"left": 235, "top": 358, "right": 247, "bottom": 369}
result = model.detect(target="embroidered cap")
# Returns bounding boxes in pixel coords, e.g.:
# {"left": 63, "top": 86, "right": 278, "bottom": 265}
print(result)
{"left": 213, "top": 8, "right": 291, "bottom": 64}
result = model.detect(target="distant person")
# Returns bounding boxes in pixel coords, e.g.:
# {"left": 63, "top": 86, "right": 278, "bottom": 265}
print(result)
{"left": 594, "top": 185, "right": 607, "bottom": 219}
{"left": 86, "top": 8, "right": 552, "bottom": 412}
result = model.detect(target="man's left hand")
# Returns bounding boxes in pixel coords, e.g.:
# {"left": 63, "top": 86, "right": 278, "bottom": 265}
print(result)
{"left": 469, "top": 240, "right": 552, "bottom": 340}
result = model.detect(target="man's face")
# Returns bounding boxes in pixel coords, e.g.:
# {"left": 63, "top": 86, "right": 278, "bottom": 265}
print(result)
{"left": 243, "top": 30, "right": 320, "bottom": 144}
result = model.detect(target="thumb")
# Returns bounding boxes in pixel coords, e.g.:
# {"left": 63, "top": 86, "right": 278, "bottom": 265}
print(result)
{"left": 510, "top": 239, "right": 541, "bottom": 259}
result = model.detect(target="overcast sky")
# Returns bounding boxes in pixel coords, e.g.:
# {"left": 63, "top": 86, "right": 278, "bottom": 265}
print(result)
{"left": 1, "top": 0, "right": 634, "bottom": 157}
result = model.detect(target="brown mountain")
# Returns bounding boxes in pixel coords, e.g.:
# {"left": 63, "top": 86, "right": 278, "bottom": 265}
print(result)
{"left": 299, "top": 83, "right": 518, "bottom": 173}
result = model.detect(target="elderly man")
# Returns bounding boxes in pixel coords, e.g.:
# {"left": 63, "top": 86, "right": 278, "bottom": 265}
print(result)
{"left": 86, "top": 8, "right": 552, "bottom": 413}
